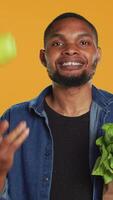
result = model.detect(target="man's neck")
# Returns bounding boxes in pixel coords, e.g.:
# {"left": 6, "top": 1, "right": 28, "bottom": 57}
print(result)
{"left": 45, "top": 82, "right": 92, "bottom": 117}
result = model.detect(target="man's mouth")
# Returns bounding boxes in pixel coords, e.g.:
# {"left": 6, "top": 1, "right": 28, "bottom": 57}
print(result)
{"left": 62, "top": 61, "right": 83, "bottom": 67}
{"left": 57, "top": 59, "right": 86, "bottom": 71}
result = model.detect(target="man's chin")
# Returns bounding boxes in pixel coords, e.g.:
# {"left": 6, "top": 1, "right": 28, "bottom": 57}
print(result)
{"left": 48, "top": 71, "right": 92, "bottom": 87}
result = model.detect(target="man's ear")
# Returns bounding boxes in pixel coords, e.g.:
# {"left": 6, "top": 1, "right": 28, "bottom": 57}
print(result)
{"left": 97, "top": 47, "right": 102, "bottom": 63}
{"left": 40, "top": 49, "right": 47, "bottom": 67}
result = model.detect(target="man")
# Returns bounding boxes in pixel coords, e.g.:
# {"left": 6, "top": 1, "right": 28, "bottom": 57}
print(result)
{"left": 0, "top": 12, "right": 113, "bottom": 200}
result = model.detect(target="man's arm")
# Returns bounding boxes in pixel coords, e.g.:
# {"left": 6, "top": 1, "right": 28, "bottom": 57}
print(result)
{"left": 0, "top": 120, "right": 29, "bottom": 199}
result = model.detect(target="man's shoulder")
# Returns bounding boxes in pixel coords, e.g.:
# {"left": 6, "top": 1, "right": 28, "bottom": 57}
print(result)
{"left": 9, "top": 85, "right": 52, "bottom": 112}
{"left": 10, "top": 100, "right": 29, "bottom": 110}
{"left": 93, "top": 85, "right": 113, "bottom": 98}
{"left": 93, "top": 85, "right": 113, "bottom": 108}
{"left": 97, "top": 88, "right": 113, "bottom": 99}
{"left": 1, "top": 85, "right": 52, "bottom": 120}
{"left": 1, "top": 100, "right": 32, "bottom": 122}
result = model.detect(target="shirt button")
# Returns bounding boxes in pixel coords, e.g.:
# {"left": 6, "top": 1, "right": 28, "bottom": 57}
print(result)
{"left": 44, "top": 177, "right": 49, "bottom": 182}
{"left": 45, "top": 151, "right": 50, "bottom": 156}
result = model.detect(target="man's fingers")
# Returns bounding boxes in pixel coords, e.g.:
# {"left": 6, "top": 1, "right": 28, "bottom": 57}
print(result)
{"left": 9, "top": 127, "right": 30, "bottom": 152}
{"left": 0, "top": 121, "right": 29, "bottom": 180}
{"left": 5, "top": 121, "right": 27, "bottom": 145}
{"left": 0, "top": 120, "right": 9, "bottom": 135}
{"left": 0, "top": 136, "right": 3, "bottom": 144}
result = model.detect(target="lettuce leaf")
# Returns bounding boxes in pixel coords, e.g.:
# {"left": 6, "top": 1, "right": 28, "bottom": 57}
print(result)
{"left": 92, "top": 123, "right": 113, "bottom": 184}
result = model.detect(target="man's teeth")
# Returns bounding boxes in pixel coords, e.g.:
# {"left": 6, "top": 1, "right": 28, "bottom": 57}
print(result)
{"left": 62, "top": 62, "right": 83, "bottom": 66}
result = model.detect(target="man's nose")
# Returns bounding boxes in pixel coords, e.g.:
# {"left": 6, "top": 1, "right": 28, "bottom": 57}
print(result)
{"left": 62, "top": 44, "right": 80, "bottom": 56}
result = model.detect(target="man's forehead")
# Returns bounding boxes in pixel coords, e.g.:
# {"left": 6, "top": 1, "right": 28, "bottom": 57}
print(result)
{"left": 50, "top": 17, "right": 90, "bottom": 29}
{"left": 44, "top": 17, "right": 98, "bottom": 46}
{"left": 48, "top": 18, "right": 93, "bottom": 35}
{"left": 47, "top": 30, "right": 95, "bottom": 41}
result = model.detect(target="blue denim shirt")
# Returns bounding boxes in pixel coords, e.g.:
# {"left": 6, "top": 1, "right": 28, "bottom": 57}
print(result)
{"left": 1, "top": 85, "right": 113, "bottom": 200}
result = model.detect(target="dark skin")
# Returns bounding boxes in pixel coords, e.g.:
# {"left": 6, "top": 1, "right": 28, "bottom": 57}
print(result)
{"left": 40, "top": 18, "right": 113, "bottom": 199}
{"left": 0, "top": 120, "right": 29, "bottom": 191}
{"left": 40, "top": 18, "right": 101, "bottom": 116}
{"left": 0, "top": 17, "right": 101, "bottom": 193}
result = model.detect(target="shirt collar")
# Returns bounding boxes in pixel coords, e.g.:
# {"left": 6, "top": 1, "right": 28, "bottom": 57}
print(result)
{"left": 29, "top": 85, "right": 113, "bottom": 115}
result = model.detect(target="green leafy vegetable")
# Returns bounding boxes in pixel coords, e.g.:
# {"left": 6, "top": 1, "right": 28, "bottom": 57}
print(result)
{"left": 92, "top": 123, "right": 113, "bottom": 184}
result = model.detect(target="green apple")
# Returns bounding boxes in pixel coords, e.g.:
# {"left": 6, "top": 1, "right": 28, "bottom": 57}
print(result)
{"left": 0, "top": 33, "right": 17, "bottom": 64}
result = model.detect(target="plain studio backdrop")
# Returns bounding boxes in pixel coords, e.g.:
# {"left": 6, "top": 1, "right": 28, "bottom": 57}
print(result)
{"left": 0, "top": 0, "right": 113, "bottom": 114}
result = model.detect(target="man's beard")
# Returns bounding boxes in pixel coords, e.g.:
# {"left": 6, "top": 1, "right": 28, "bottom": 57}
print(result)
{"left": 47, "top": 61, "right": 97, "bottom": 87}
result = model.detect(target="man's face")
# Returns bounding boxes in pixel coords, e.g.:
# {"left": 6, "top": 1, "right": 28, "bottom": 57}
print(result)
{"left": 40, "top": 17, "right": 101, "bottom": 87}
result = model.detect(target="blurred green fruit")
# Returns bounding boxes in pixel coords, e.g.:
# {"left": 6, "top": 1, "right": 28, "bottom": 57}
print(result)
{"left": 0, "top": 33, "right": 17, "bottom": 64}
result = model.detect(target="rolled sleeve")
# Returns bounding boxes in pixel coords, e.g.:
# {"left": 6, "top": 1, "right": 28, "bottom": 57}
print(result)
{"left": 0, "top": 179, "right": 10, "bottom": 200}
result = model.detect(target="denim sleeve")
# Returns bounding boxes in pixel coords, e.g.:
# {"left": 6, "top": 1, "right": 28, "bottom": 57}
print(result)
{"left": 0, "top": 179, "right": 11, "bottom": 200}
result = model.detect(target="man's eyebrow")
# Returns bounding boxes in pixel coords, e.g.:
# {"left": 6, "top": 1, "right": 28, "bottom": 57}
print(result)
{"left": 47, "top": 33, "right": 65, "bottom": 40}
{"left": 76, "top": 32, "right": 93, "bottom": 38}
{"left": 47, "top": 32, "right": 94, "bottom": 40}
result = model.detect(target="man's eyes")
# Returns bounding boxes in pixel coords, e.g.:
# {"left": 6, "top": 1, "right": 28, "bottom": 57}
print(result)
{"left": 79, "top": 40, "right": 91, "bottom": 47}
{"left": 51, "top": 41, "right": 64, "bottom": 47}
{"left": 50, "top": 40, "right": 92, "bottom": 47}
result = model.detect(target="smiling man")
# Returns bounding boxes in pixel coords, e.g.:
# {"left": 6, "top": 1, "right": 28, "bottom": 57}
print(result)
{"left": 41, "top": 15, "right": 100, "bottom": 90}
{"left": 0, "top": 12, "right": 113, "bottom": 200}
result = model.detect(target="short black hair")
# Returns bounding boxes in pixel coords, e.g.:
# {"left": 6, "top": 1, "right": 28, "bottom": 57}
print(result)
{"left": 44, "top": 12, "right": 98, "bottom": 46}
